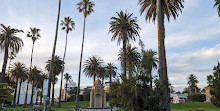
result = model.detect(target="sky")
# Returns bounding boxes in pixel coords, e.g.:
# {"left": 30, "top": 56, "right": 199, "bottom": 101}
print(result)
{"left": 0, "top": 0, "right": 220, "bottom": 98}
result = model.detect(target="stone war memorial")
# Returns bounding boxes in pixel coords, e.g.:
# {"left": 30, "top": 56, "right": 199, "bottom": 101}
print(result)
{"left": 90, "top": 79, "right": 106, "bottom": 108}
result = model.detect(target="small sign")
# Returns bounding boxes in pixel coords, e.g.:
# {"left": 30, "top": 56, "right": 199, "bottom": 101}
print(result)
{"left": 43, "top": 79, "right": 49, "bottom": 96}
{"left": 43, "top": 96, "right": 49, "bottom": 100}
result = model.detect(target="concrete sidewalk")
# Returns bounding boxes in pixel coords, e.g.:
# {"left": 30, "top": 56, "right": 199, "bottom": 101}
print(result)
{"left": 82, "top": 107, "right": 118, "bottom": 111}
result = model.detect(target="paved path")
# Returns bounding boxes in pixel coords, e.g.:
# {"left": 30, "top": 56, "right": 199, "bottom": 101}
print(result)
{"left": 82, "top": 107, "right": 118, "bottom": 111}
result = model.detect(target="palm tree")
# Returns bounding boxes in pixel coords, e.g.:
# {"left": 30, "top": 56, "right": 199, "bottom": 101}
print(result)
{"left": 35, "top": 73, "right": 47, "bottom": 105}
{"left": 38, "top": 73, "right": 48, "bottom": 104}
{"left": 27, "top": 27, "right": 41, "bottom": 70}
{"left": 109, "top": 11, "right": 141, "bottom": 80}
{"left": 45, "top": 55, "right": 64, "bottom": 105}
{"left": 83, "top": 55, "right": 103, "bottom": 84}
{"left": 105, "top": 63, "right": 117, "bottom": 85}
{"left": 64, "top": 73, "right": 71, "bottom": 102}
{"left": 47, "top": 0, "right": 62, "bottom": 106}
{"left": 118, "top": 45, "right": 141, "bottom": 78}
{"left": 142, "top": 49, "right": 158, "bottom": 88}
{"left": 214, "top": 0, "right": 220, "bottom": 16}
{"left": 187, "top": 74, "right": 199, "bottom": 94}
{"left": 10, "top": 62, "right": 27, "bottom": 106}
{"left": 97, "top": 66, "right": 106, "bottom": 108}
{"left": 76, "top": 0, "right": 95, "bottom": 109}
{"left": 16, "top": 70, "right": 28, "bottom": 105}
{"left": 58, "top": 16, "right": 75, "bottom": 107}
{"left": 29, "top": 66, "right": 42, "bottom": 105}
{"left": 83, "top": 55, "right": 102, "bottom": 108}
{"left": 8, "top": 52, "right": 16, "bottom": 72}
{"left": 0, "top": 24, "right": 23, "bottom": 83}
{"left": 105, "top": 63, "right": 117, "bottom": 110}
{"left": 138, "top": 0, "right": 184, "bottom": 110}
{"left": 98, "top": 66, "right": 106, "bottom": 85}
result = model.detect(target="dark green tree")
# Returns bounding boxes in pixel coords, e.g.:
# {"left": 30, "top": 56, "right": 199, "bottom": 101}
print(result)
{"left": 46, "top": 55, "right": 64, "bottom": 105}
{"left": 0, "top": 83, "right": 13, "bottom": 107}
{"left": 105, "top": 63, "right": 117, "bottom": 110}
{"left": 138, "top": 0, "right": 184, "bottom": 110}
{"left": 83, "top": 55, "right": 103, "bottom": 84}
{"left": 141, "top": 49, "right": 158, "bottom": 88}
{"left": 58, "top": 16, "right": 75, "bottom": 107}
{"left": 64, "top": 73, "right": 72, "bottom": 102}
{"left": 47, "top": 0, "right": 62, "bottom": 106}
{"left": 10, "top": 62, "right": 27, "bottom": 106}
{"left": 187, "top": 74, "right": 199, "bottom": 94}
{"left": 0, "top": 24, "right": 23, "bottom": 83}
{"left": 109, "top": 11, "right": 141, "bottom": 80}
{"left": 208, "top": 62, "right": 220, "bottom": 107}
{"left": 76, "top": 0, "right": 95, "bottom": 109}
{"left": 29, "top": 66, "right": 42, "bottom": 105}
{"left": 118, "top": 45, "right": 141, "bottom": 78}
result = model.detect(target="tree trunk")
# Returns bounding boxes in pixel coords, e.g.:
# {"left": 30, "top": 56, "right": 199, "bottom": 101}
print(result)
{"left": 157, "top": 0, "right": 170, "bottom": 110}
{"left": 47, "top": 0, "right": 62, "bottom": 106}
{"left": 17, "top": 79, "right": 22, "bottom": 105}
{"left": 30, "top": 80, "right": 34, "bottom": 105}
{"left": 30, "top": 42, "right": 35, "bottom": 71}
{"left": 76, "top": 17, "right": 86, "bottom": 110}
{"left": 40, "top": 85, "right": 43, "bottom": 105}
{"left": 102, "top": 77, "right": 104, "bottom": 108}
{"left": 93, "top": 74, "right": 96, "bottom": 85}
{"left": 122, "top": 34, "right": 127, "bottom": 80}
{"left": 65, "top": 81, "right": 68, "bottom": 102}
{"left": 23, "top": 79, "right": 30, "bottom": 108}
{"left": 51, "top": 74, "right": 55, "bottom": 105}
{"left": 13, "top": 78, "right": 19, "bottom": 106}
{"left": 1, "top": 44, "right": 9, "bottom": 83}
{"left": 58, "top": 32, "right": 68, "bottom": 108}
{"left": 110, "top": 72, "right": 112, "bottom": 111}
{"left": 150, "top": 68, "right": 153, "bottom": 89}
{"left": 8, "top": 58, "right": 12, "bottom": 72}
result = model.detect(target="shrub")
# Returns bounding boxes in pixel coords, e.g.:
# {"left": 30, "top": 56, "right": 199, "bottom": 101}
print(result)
{"left": 0, "top": 83, "right": 13, "bottom": 104}
{"left": 188, "top": 94, "right": 206, "bottom": 102}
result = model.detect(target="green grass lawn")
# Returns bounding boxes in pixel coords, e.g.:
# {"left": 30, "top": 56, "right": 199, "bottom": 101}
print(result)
{"left": 170, "top": 102, "right": 220, "bottom": 111}
{"left": 2, "top": 101, "right": 89, "bottom": 111}
{"left": 2, "top": 102, "right": 220, "bottom": 111}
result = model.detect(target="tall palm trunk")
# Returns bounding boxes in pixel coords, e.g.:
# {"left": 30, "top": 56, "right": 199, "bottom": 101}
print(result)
{"left": 93, "top": 74, "right": 96, "bottom": 85}
{"left": 1, "top": 44, "right": 9, "bottom": 83}
{"left": 23, "top": 79, "right": 30, "bottom": 108}
{"left": 35, "top": 92, "right": 38, "bottom": 105}
{"left": 122, "top": 35, "right": 127, "bottom": 80}
{"left": 30, "top": 42, "right": 35, "bottom": 70}
{"left": 65, "top": 81, "right": 68, "bottom": 101}
{"left": 47, "top": 0, "right": 62, "bottom": 106}
{"left": 102, "top": 77, "right": 104, "bottom": 108}
{"left": 58, "top": 33, "right": 68, "bottom": 107}
{"left": 30, "top": 80, "right": 35, "bottom": 105}
{"left": 40, "top": 85, "right": 43, "bottom": 104}
{"left": 17, "top": 79, "right": 22, "bottom": 105}
{"left": 149, "top": 67, "right": 153, "bottom": 89}
{"left": 52, "top": 74, "right": 55, "bottom": 105}
{"left": 13, "top": 78, "right": 19, "bottom": 106}
{"left": 8, "top": 58, "right": 12, "bottom": 72}
{"left": 110, "top": 72, "right": 112, "bottom": 111}
{"left": 157, "top": 0, "right": 170, "bottom": 110}
{"left": 76, "top": 17, "right": 86, "bottom": 109}
{"left": 24, "top": 41, "right": 35, "bottom": 107}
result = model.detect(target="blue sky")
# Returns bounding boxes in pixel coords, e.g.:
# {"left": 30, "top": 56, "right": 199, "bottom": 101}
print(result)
{"left": 1, "top": 0, "right": 220, "bottom": 98}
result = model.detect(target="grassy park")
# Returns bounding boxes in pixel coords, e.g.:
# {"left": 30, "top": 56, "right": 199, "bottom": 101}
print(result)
{"left": 1, "top": 0, "right": 220, "bottom": 111}
{"left": 2, "top": 102, "right": 220, "bottom": 111}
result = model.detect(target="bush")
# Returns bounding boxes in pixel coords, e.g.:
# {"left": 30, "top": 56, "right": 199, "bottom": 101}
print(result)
{"left": 0, "top": 83, "right": 13, "bottom": 104}
{"left": 32, "top": 106, "right": 54, "bottom": 111}
{"left": 188, "top": 94, "right": 206, "bottom": 102}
